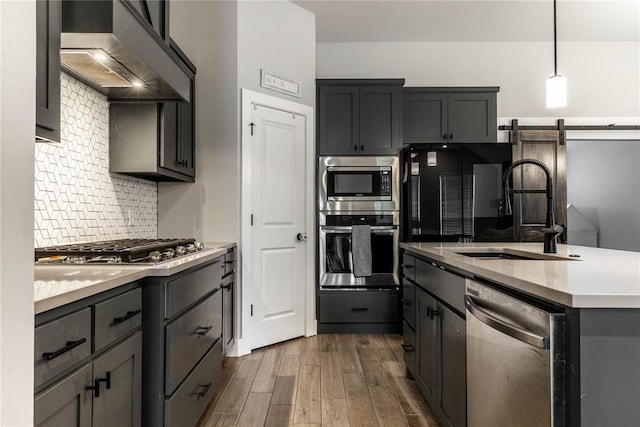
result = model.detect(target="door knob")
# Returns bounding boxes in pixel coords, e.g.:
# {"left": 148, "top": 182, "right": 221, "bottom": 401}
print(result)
{"left": 296, "top": 233, "right": 307, "bottom": 241}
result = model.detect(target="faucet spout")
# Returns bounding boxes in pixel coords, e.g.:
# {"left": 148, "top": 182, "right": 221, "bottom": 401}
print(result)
{"left": 502, "top": 159, "right": 563, "bottom": 253}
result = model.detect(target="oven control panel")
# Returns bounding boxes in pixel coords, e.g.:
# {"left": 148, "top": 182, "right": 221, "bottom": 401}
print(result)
{"left": 325, "top": 214, "right": 394, "bottom": 226}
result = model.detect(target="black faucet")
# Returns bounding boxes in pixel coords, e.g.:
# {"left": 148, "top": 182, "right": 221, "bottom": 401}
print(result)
{"left": 502, "top": 159, "right": 563, "bottom": 254}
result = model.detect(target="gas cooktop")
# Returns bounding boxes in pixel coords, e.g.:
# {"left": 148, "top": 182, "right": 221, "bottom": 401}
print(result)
{"left": 35, "top": 238, "right": 204, "bottom": 265}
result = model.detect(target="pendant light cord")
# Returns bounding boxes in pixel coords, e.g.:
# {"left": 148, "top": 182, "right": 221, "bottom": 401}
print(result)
{"left": 553, "top": 0, "right": 558, "bottom": 76}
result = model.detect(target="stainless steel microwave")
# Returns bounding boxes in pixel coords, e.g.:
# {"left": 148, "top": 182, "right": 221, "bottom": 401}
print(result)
{"left": 318, "top": 157, "right": 399, "bottom": 212}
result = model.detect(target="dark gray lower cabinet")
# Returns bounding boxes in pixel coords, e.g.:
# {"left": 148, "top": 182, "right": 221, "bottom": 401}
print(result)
{"left": 416, "top": 289, "right": 466, "bottom": 427}
{"left": 92, "top": 333, "right": 142, "bottom": 427}
{"left": 34, "top": 284, "right": 142, "bottom": 427}
{"left": 405, "top": 251, "right": 466, "bottom": 427}
{"left": 142, "top": 257, "right": 226, "bottom": 427}
{"left": 318, "top": 290, "right": 400, "bottom": 333}
{"left": 35, "top": 364, "right": 92, "bottom": 427}
{"left": 222, "top": 273, "right": 234, "bottom": 352}
{"left": 439, "top": 305, "right": 466, "bottom": 427}
{"left": 415, "top": 288, "right": 438, "bottom": 404}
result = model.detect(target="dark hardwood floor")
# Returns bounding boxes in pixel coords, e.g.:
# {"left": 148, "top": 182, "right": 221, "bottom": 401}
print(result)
{"left": 197, "top": 334, "right": 438, "bottom": 427}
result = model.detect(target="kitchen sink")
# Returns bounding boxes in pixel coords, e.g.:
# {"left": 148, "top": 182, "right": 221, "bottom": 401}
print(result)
{"left": 452, "top": 248, "right": 579, "bottom": 261}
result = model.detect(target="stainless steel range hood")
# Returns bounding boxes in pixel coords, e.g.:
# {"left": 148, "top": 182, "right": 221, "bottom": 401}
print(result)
{"left": 61, "top": 0, "right": 191, "bottom": 102}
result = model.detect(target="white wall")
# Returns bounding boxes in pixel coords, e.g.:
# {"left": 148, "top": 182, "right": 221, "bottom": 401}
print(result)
{"left": 159, "top": 0, "right": 239, "bottom": 242}
{"left": 237, "top": 0, "right": 316, "bottom": 107}
{"left": 0, "top": 1, "right": 35, "bottom": 425}
{"left": 317, "top": 41, "right": 640, "bottom": 119}
{"left": 159, "top": 0, "right": 316, "bottom": 242}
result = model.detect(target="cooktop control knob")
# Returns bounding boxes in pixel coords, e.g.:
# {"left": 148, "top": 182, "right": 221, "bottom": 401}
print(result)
{"left": 175, "top": 246, "right": 186, "bottom": 256}
{"left": 185, "top": 244, "right": 196, "bottom": 253}
{"left": 194, "top": 242, "right": 204, "bottom": 251}
{"left": 149, "top": 251, "right": 162, "bottom": 262}
{"left": 162, "top": 249, "right": 175, "bottom": 259}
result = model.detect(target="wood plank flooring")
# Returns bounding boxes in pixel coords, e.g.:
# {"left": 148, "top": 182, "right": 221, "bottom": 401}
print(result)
{"left": 197, "top": 334, "right": 439, "bottom": 427}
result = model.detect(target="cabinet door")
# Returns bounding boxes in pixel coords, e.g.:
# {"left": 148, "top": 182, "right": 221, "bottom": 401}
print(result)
{"left": 34, "top": 364, "right": 92, "bottom": 427}
{"left": 447, "top": 92, "right": 497, "bottom": 143}
{"left": 318, "top": 86, "right": 360, "bottom": 155}
{"left": 36, "top": 0, "right": 61, "bottom": 142}
{"left": 439, "top": 304, "right": 466, "bottom": 427}
{"left": 178, "top": 90, "right": 195, "bottom": 177}
{"left": 222, "top": 276, "right": 234, "bottom": 353}
{"left": 402, "top": 92, "right": 447, "bottom": 144}
{"left": 92, "top": 332, "right": 142, "bottom": 427}
{"left": 359, "top": 86, "right": 402, "bottom": 154}
{"left": 160, "top": 103, "right": 181, "bottom": 173}
{"left": 415, "top": 288, "right": 438, "bottom": 407}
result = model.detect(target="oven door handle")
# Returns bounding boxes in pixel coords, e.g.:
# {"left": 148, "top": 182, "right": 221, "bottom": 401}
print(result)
{"left": 320, "top": 225, "right": 397, "bottom": 232}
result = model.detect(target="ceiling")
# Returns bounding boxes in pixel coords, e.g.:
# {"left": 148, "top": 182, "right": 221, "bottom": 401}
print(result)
{"left": 291, "top": 0, "right": 640, "bottom": 43}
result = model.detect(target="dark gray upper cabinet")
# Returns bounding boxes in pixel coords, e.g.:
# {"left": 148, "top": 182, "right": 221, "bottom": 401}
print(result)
{"left": 317, "top": 79, "right": 404, "bottom": 156}
{"left": 126, "top": 0, "right": 168, "bottom": 40}
{"left": 36, "top": 0, "right": 61, "bottom": 143}
{"left": 403, "top": 87, "right": 498, "bottom": 144}
{"left": 110, "top": 40, "right": 196, "bottom": 182}
{"left": 318, "top": 85, "right": 359, "bottom": 155}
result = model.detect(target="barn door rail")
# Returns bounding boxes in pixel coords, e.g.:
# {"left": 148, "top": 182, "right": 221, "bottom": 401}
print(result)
{"left": 499, "top": 119, "right": 640, "bottom": 146}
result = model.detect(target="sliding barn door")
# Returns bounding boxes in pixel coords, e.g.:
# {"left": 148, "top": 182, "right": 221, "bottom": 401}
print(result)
{"left": 511, "top": 130, "right": 567, "bottom": 242}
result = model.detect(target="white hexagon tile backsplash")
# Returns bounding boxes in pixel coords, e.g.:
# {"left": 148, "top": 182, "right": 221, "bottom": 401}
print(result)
{"left": 34, "top": 73, "right": 157, "bottom": 248}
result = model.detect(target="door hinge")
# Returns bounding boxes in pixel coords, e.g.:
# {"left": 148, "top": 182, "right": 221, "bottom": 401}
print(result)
{"left": 250, "top": 214, "right": 254, "bottom": 226}
{"left": 250, "top": 304, "right": 254, "bottom": 316}
{"left": 249, "top": 122, "right": 255, "bottom": 136}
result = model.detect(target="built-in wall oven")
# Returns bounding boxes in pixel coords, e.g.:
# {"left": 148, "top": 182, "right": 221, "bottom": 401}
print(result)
{"left": 319, "top": 212, "right": 399, "bottom": 289}
{"left": 318, "top": 156, "right": 400, "bottom": 290}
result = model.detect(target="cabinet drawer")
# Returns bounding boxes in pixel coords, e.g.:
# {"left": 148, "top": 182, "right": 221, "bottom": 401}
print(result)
{"left": 402, "top": 320, "right": 416, "bottom": 378}
{"left": 94, "top": 288, "right": 142, "bottom": 352}
{"left": 319, "top": 292, "right": 399, "bottom": 323}
{"left": 415, "top": 259, "right": 466, "bottom": 314}
{"left": 35, "top": 308, "right": 91, "bottom": 389}
{"left": 165, "top": 290, "right": 222, "bottom": 394}
{"left": 402, "top": 253, "right": 416, "bottom": 282}
{"left": 402, "top": 280, "right": 416, "bottom": 329}
{"left": 165, "top": 259, "right": 222, "bottom": 318}
{"left": 165, "top": 339, "right": 223, "bottom": 427}
{"left": 223, "top": 250, "right": 235, "bottom": 276}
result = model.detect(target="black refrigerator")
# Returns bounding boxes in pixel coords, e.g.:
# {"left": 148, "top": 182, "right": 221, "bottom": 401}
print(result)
{"left": 400, "top": 143, "right": 515, "bottom": 242}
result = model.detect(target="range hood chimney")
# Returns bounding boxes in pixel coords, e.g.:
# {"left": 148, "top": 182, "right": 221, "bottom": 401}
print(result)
{"left": 61, "top": 0, "right": 191, "bottom": 102}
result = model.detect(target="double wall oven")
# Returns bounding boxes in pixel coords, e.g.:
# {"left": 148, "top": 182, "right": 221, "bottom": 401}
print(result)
{"left": 318, "top": 157, "right": 400, "bottom": 290}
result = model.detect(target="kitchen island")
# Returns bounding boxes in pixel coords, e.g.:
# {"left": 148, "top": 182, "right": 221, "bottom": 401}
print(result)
{"left": 400, "top": 242, "right": 640, "bottom": 427}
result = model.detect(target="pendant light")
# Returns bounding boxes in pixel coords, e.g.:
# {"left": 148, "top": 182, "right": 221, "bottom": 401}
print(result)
{"left": 546, "top": 0, "right": 567, "bottom": 108}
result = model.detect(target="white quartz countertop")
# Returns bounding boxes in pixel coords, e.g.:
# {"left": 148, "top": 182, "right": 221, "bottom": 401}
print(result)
{"left": 400, "top": 242, "right": 640, "bottom": 309}
{"left": 35, "top": 242, "right": 235, "bottom": 314}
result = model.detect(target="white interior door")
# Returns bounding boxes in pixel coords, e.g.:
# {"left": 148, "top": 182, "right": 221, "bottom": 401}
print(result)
{"left": 250, "top": 104, "right": 306, "bottom": 349}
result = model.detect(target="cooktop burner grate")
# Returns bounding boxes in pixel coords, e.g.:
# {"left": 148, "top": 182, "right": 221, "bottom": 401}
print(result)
{"left": 35, "top": 238, "right": 198, "bottom": 264}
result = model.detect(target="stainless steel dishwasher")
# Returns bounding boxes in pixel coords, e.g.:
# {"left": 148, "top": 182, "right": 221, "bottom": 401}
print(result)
{"left": 465, "top": 279, "right": 566, "bottom": 427}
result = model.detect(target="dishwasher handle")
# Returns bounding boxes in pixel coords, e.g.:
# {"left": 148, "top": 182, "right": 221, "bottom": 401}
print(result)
{"left": 464, "top": 295, "right": 549, "bottom": 349}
